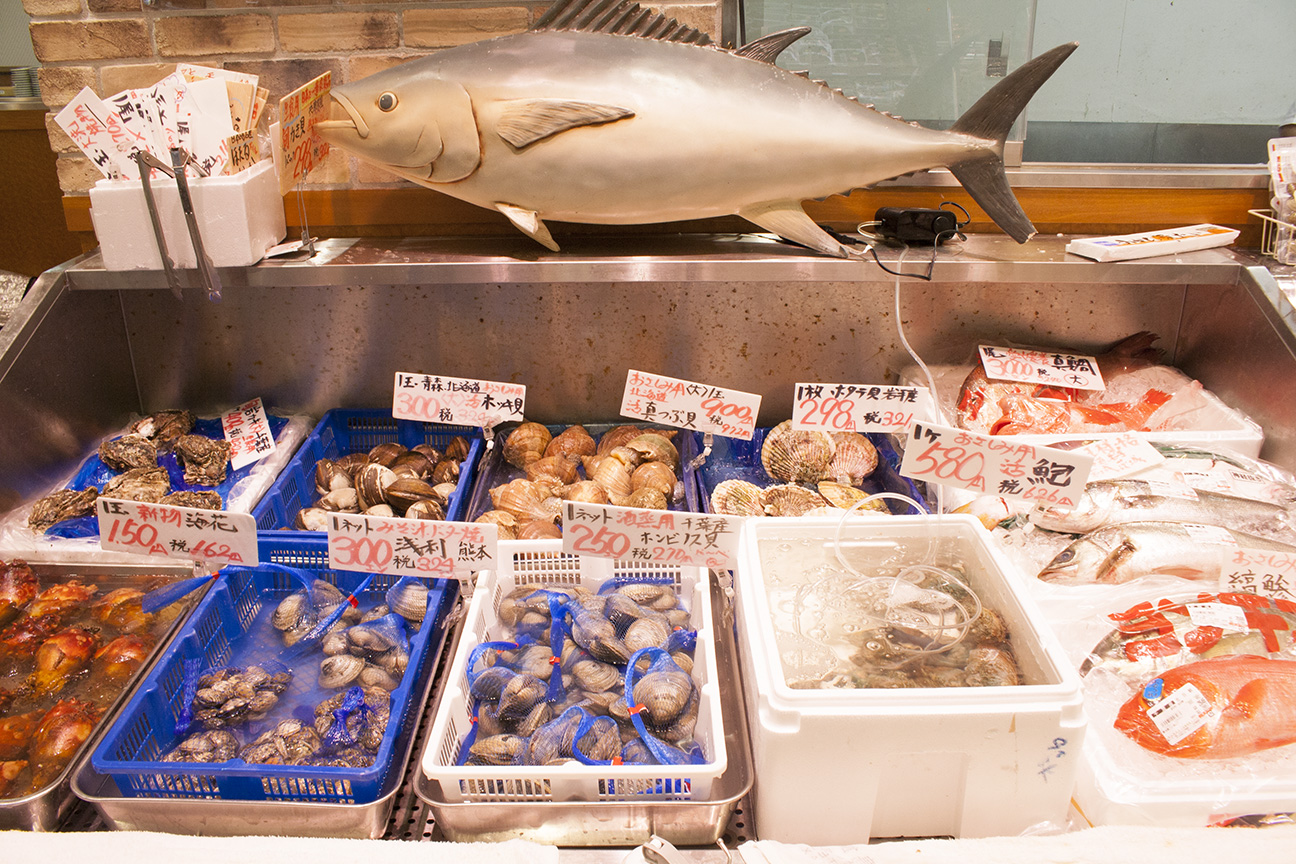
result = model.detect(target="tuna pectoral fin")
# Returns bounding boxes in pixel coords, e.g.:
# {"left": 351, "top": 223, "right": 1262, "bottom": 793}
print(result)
{"left": 496, "top": 100, "right": 634, "bottom": 149}
{"left": 947, "top": 42, "right": 1078, "bottom": 243}
{"left": 739, "top": 202, "right": 848, "bottom": 258}
{"left": 496, "top": 203, "right": 560, "bottom": 252}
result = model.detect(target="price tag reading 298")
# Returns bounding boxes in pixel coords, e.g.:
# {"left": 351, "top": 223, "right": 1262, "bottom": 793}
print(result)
{"left": 791, "top": 383, "right": 930, "bottom": 433}
{"left": 327, "top": 512, "right": 497, "bottom": 578}
{"left": 899, "top": 421, "right": 1093, "bottom": 506}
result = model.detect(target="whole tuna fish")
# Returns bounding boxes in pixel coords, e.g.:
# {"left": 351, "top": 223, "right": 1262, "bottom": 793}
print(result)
{"left": 314, "top": 0, "right": 1077, "bottom": 256}
{"left": 1037, "top": 520, "right": 1296, "bottom": 585}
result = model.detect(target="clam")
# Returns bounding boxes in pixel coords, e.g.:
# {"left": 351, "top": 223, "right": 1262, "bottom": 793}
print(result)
{"left": 389, "top": 450, "right": 433, "bottom": 478}
{"left": 561, "top": 480, "right": 608, "bottom": 504}
{"left": 829, "top": 431, "right": 879, "bottom": 485}
{"left": 545, "top": 424, "right": 596, "bottom": 461}
{"left": 624, "top": 615, "right": 671, "bottom": 653}
{"left": 271, "top": 591, "right": 314, "bottom": 631}
{"left": 613, "top": 582, "right": 673, "bottom": 607}
{"left": 314, "top": 458, "right": 353, "bottom": 496}
{"left": 356, "top": 463, "right": 397, "bottom": 510}
{"left": 490, "top": 478, "right": 561, "bottom": 524}
{"left": 576, "top": 715, "right": 620, "bottom": 761}
{"left": 336, "top": 452, "right": 369, "bottom": 477}
{"left": 709, "top": 478, "right": 764, "bottom": 517}
{"left": 412, "top": 443, "right": 442, "bottom": 463}
{"left": 384, "top": 476, "right": 439, "bottom": 514}
{"left": 387, "top": 577, "right": 428, "bottom": 626}
{"left": 431, "top": 481, "right": 458, "bottom": 504}
{"left": 631, "top": 667, "right": 694, "bottom": 726}
{"left": 365, "top": 503, "right": 395, "bottom": 518}
{"left": 431, "top": 458, "right": 461, "bottom": 486}
{"left": 517, "top": 520, "right": 563, "bottom": 540}
{"left": 319, "top": 653, "right": 365, "bottom": 689}
{"left": 317, "top": 487, "right": 359, "bottom": 512}
{"left": 603, "top": 593, "right": 653, "bottom": 633}
{"left": 405, "top": 499, "right": 445, "bottom": 520}
{"left": 469, "top": 666, "right": 517, "bottom": 701}
{"left": 526, "top": 454, "right": 579, "bottom": 485}
{"left": 817, "top": 480, "right": 888, "bottom": 513}
{"left": 631, "top": 461, "right": 677, "bottom": 498}
{"left": 762, "top": 483, "right": 828, "bottom": 517}
{"left": 358, "top": 663, "right": 400, "bottom": 691}
{"left": 623, "top": 487, "right": 668, "bottom": 510}
{"left": 502, "top": 421, "right": 552, "bottom": 469}
{"left": 497, "top": 673, "right": 547, "bottom": 720}
{"left": 367, "top": 442, "right": 407, "bottom": 467}
{"left": 468, "top": 733, "right": 526, "bottom": 766}
{"left": 627, "top": 433, "right": 680, "bottom": 472}
{"left": 444, "top": 436, "right": 471, "bottom": 462}
{"left": 296, "top": 507, "right": 329, "bottom": 531}
{"left": 571, "top": 659, "right": 621, "bottom": 693}
{"left": 515, "top": 700, "right": 554, "bottom": 738}
{"left": 761, "top": 420, "right": 835, "bottom": 484}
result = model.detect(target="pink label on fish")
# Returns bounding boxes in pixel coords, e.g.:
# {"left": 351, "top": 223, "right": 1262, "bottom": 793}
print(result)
{"left": 900, "top": 421, "right": 1093, "bottom": 504}
{"left": 978, "top": 345, "right": 1105, "bottom": 391}
{"left": 327, "top": 512, "right": 496, "bottom": 577}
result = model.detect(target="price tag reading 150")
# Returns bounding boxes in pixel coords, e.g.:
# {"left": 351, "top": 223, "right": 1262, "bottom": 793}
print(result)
{"left": 791, "top": 383, "right": 931, "bottom": 433}
{"left": 899, "top": 422, "right": 1093, "bottom": 506}
{"left": 97, "top": 497, "right": 258, "bottom": 565}
{"left": 327, "top": 512, "right": 498, "bottom": 578}
{"left": 621, "top": 369, "right": 761, "bottom": 440}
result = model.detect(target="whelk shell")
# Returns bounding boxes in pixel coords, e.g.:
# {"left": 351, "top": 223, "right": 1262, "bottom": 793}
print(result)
{"left": 710, "top": 479, "right": 764, "bottom": 517}
{"left": 561, "top": 480, "right": 608, "bottom": 504}
{"left": 627, "top": 433, "right": 680, "bottom": 472}
{"left": 761, "top": 421, "right": 835, "bottom": 484}
{"left": 623, "top": 487, "right": 668, "bottom": 510}
{"left": 490, "top": 479, "right": 561, "bottom": 524}
{"left": 589, "top": 458, "right": 633, "bottom": 505}
{"left": 762, "top": 483, "right": 828, "bottom": 517}
{"left": 829, "top": 431, "right": 879, "bottom": 485}
{"left": 545, "top": 425, "right": 596, "bottom": 461}
{"left": 502, "top": 422, "right": 551, "bottom": 469}
{"left": 631, "top": 461, "right": 676, "bottom": 498}
{"left": 525, "top": 455, "right": 579, "bottom": 486}
{"left": 517, "top": 520, "right": 562, "bottom": 540}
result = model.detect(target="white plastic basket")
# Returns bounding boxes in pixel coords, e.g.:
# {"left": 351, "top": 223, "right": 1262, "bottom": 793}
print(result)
{"left": 422, "top": 540, "right": 725, "bottom": 802}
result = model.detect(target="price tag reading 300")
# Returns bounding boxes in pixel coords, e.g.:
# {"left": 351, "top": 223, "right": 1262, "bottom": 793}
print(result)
{"left": 393, "top": 372, "right": 525, "bottom": 428}
{"left": 899, "top": 422, "right": 1093, "bottom": 506}
{"left": 563, "top": 501, "right": 743, "bottom": 569}
{"left": 97, "top": 497, "right": 258, "bottom": 565}
{"left": 621, "top": 369, "right": 761, "bottom": 440}
{"left": 792, "top": 383, "right": 931, "bottom": 433}
{"left": 328, "top": 512, "right": 497, "bottom": 578}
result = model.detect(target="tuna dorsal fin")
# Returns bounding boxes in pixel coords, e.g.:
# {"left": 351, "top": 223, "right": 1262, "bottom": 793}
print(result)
{"left": 495, "top": 203, "right": 560, "bottom": 251}
{"left": 533, "top": 0, "right": 714, "bottom": 45}
{"left": 733, "top": 27, "right": 811, "bottom": 64}
{"left": 496, "top": 99, "right": 634, "bottom": 149}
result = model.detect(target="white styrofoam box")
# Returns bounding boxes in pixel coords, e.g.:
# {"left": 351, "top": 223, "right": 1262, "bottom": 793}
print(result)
{"left": 734, "top": 515, "right": 1086, "bottom": 843}
{"left": 89, "top": 159, "right": 285, "bottom": 271}
{"left": 903, "top": 364, "right": 1264, "bottom": 459}
{"left": 422, "top": 539, "right": 726, "bottom": 802}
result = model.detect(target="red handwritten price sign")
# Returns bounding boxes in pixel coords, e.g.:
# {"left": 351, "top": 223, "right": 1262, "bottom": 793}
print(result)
{"left": 791, "top": 382, "right": 932, "bottom": 433}
{"left": 97, "top": 497, "right": 258, "bottom": 565}
{"left": 620, "top": 369, "right": 761, "bottom": 440}
{"left": 276, "top": 72, "right": 331, "bottom": 195}
{"left": 222, "top": 397, "right": 276, "bottom": 470}
{"left": 562, "top": 501, "right": 742, "bottom": 569}
{"left": 978, "top": 345, "right": 1105, "bottom": 391}
{"left": 393, "top": 372, "right": 525, "bottom": 428}
{"left": 327, "top": 513, "right": 497, "bottom": 578}
{"left": 899, "top": 422, "right": 1093, "bottom": 506}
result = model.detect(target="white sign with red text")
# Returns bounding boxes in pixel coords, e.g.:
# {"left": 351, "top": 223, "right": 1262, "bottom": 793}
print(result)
{"left": 221, "top": 397, "right": 275, "bottom": 470}
{"left": 562, "top": 501, "right": 742, "bottom": 569}
{"left": 621, "top": 369, "right": 760, "bottom": 441}
{"left": 791, "top": 383, "right": 932, "bottom": 433}
{"left": 97, "top": 497, "right": 257, "bottom": 565}
{"left": 392, "top": 372, "right": 525, "bottom": 428}
{"left": 327, "top": 512, "right": 497, "bottom": 578}
{"left": 979, "top": 344, "right": 1105, "bottom": 391}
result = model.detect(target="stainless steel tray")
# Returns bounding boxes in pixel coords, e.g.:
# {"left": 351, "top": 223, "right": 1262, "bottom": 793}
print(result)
{"left": 0, "top": 560, "right": 200, "bottom": 831}
{"left": 415, "top": 578, "right": 755, "bottom": 846}
{"left": 69, "top": 596, "right": 460, "bottom": 839}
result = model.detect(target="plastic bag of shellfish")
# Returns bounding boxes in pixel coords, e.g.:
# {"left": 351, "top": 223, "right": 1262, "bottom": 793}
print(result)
{"left": 466, "top": 421, "right": 698, "bottom": 540}
{"left": 0, "top": 408, "right": 312, "bottom": 564}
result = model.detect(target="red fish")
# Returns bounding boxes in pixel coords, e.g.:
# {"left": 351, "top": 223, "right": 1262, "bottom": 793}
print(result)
{"left": 1115, "top": 655, "right": 1296, "bottom": 759}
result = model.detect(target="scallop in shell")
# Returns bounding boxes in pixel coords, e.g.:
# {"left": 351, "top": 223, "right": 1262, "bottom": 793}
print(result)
{"left": 761, "top": 421, "right": 835, "bottom": 484}
{"left": 502, "top": 422, "right": 551, "bottom": 469}
{"left": 828, "top": 431, "right": 879, "bottom": 485}
{"left": 709, "top": 479, "right": 764, "bottom": 517}
{"left": 761, "top": 483, "right": 828, "bottom": 517}
{"left": 817, "top": 481, "right": 888, "bottom": 513}
{"left": 545, "top": 425, "right": 596, "bottom": 461}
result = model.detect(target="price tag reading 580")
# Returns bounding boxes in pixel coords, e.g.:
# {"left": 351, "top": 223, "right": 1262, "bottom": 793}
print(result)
{"left": 899, "top": 422, "right": 1093, "bottom": 506}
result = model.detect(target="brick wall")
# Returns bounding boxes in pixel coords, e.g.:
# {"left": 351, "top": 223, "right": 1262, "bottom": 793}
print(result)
{"left": 26, "top": 1, "right": 725, "bottom": 196}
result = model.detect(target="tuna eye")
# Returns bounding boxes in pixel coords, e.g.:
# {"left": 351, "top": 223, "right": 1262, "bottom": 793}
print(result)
{"left": 377, "top": 92, "right": 398, "bottom": 112}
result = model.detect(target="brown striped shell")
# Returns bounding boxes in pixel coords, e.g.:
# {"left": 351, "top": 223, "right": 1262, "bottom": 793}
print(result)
{"left": 828, "top": 431, "right": 879, "bottom": 485}
{"left": 631, "top": 460, "right": 677, "bottom": 497}
{"left": 490, "top": 479, "right": 561, "bottom": 524}
{"left": 623, "top": 487, "right": 668, "bottom": 510}
{"left": 525, "top": 454, "right": 579, "bottom": 486}
{"left": 761, "top": 483, "right": 828, "bottom": 517}
{"left": 561, "top": 480, "right": 609, "bottom": 504}
{"left": 709, "top": 479, "right": 764, "bottom": 517}
{"left": 761, "top": 421, "right": 835, "bottom": 484}
{"left": 544, "top": 424, "right": 596, "bottom": 461}
{"left": 502, "top": 421, "right": 551, "bottom": 469}
{"left": 626, "top": 433, "right": 680, "bottom": 472}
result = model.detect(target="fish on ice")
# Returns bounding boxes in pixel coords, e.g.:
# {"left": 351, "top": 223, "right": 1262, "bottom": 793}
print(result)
{"left": 313, "top": 0, "right": 1077, "bottom": 256}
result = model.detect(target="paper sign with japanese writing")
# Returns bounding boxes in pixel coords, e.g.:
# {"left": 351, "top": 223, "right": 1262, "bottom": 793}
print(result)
{"left": 225, "top": 130, "right": 259, "bottom": 175}
{"left": 791, "top": 383, "right": 932, "bottom": 433}
{"left": 327, "top": 513, "right": 497, "bottom": 578}
{"left": 221, "top": 397, "right": 276, "bottom": 470}
{"left": 621, "top": 369, "right": 761, "bottom": 440}
{"left": 55, "top": 88, "right": 140, "bottom": 179}
{"left": 900, "top": 421, "right": 1093, "bottom": 506}
{"left": 1078, "top": 433, "right": 1165, "bottom": 481}
{"left": 278, "top": 72, "right": 332, "bottom": 195}
{"left": 562, "top": 501, "right": 742, "bottom": 569}
{"left": 1219, "top": 546, "right": 1296, "bottom": 602}
{"left": 393, "top": 372, "right": 525, "bottom": 427}
{"left": 97, "top": 497, "right": 258, "bottom": 566}
{"left": 177, "top": 63, "right": 259, "bottom": 89}
{"left": 978, "top": 345, "right": 1105, "bottom": 391}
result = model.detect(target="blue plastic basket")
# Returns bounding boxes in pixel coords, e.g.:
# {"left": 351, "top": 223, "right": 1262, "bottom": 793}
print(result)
{"left": 683, "top": 428, "right": 930, "bottom": 515}
{"left": 252, "top": 409, "right": 483, "bottom": 563}
{"left": 90, "top": 547, "right": 457, "bottom": 804}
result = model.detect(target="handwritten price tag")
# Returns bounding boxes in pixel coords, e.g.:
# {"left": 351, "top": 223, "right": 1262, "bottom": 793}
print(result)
{"left": 562, "top": 501, "right": 742, "bottom": 569}
{"left": 277, "top": 72, "right": 331, "bottom": 195}
{"left": 900, "top": 422, "right": 1093, "bottom": 505}
{"left": 621, "top": 369, "right": 760, "bottom": 440}
{"left": 222, "top": 397, "right": 275, "bottom": 470}
{"left": 979, "top": 345, "right": 1105, "bottom": 391}
{"left": 791, "top": 383, "right": 931, "bottom": 433}
{"left": 97, "top": 497, "right": 258, "bottom": 565}
{"left": 55, "top": 87, "right": 141, "bottom": 179}
{"left": 327, "top": 513, "right": 497, "bottom": 578}
{"left": 393, "top": 372, "right": 525, "bottom": 427}
{"left": 1079, "top": 433, "right": 1166, "bottom": 481}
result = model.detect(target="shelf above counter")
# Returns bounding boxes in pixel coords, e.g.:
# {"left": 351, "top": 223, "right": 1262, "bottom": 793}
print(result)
{"left": 62, "top": 233, "right": 1262, "bottom": 290}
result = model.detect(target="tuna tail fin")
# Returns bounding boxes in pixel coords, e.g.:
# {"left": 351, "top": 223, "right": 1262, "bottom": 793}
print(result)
{"left": 947, "top": 42, "right": 1078, "bottom": 243}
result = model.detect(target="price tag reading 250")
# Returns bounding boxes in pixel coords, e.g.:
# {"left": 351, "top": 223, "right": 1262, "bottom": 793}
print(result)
{"left": 792, "top": 383, "right": 931, "bottom": 433}
{"left": 621, "top": 369, "right": 761, "bottom": 440}
{"left": 899, "top": 422, "right": 1094, "bottom": 506}
{"left": 563, "top": 502, "right": 742, "bottom": 569}
{"left": 328, "top": 512, "right": 497, "bottom": 578}
{"left": 97, "top": 497, "right": 258, "bottom": 565}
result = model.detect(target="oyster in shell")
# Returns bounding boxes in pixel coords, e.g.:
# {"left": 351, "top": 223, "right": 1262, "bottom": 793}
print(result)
{"left": 28, "top": 488, "right": 98, "bottom": 531}
{"left": 502, "top": 421, "right": 551, "bottom": 469}
{"left": 98, "top": 435, "right": 157, "bottom": 472}
{"left": 161, "top": 490, "right": 222, "bottom": 510}
{"left": 761, "top": 421, "right": 834, "bottom": 484}
{"left": 175, "top": 434, "right": 232, "bottom": 486}
{"left": 129, "top": 409, "right": 195, "bottom": 450}
{"left": 828, "top": 431, "right": 879, "bottom": 485}
{"left": 102, "top": 467, "right": 171, "bottom": 502}
{"left": 761, "top": 483, "right": 827, "bottom": 517}
{"left": 709, "top": 479, "right": 763, "bottom": 517}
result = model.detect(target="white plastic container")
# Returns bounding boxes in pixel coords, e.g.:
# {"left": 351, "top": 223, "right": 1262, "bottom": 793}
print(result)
{"left": 422, "top": 540, "right": 726, "bottom": 803}
{"left": 734, "top": 514, "right": 1085, "bottom": 843}
{"left": 89, "top": 158, "right": 285, "bottom": 271}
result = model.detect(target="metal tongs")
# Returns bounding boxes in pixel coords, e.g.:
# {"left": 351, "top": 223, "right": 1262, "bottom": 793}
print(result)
{"left": 133, "top": 147, "right": 224, "bottom": 303}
